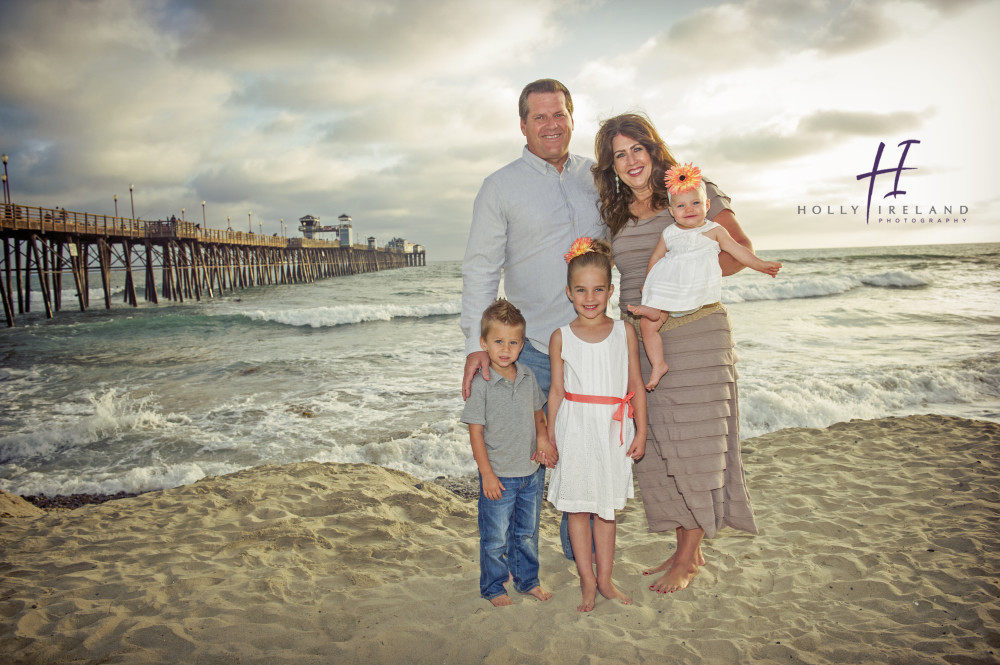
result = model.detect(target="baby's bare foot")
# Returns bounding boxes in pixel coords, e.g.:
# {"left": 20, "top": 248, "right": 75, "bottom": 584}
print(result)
{"left": 627, "top": 303, "right": 663, "bottom": 322}
{"left": 645, "top": 362, "right": 669, "bottom": 391}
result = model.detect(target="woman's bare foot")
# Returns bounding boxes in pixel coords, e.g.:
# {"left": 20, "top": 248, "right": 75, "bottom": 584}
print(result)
{"left": 650, "top": 561, "right": 699, "bottom": 594}
{"left": 643, "top": 555, "right": 674, "bottom": 576}
{"left": 578, "top": 578, "right": 598, "bottom": 612}
{"left": 521, "top": 586, "right": 552, "bottom": 601}
{"left": 642, "top": 547, "right": 706, "bottom": 576}
{"left": 645, "top": 362, "right": 669, "bottom": 391}
{"left": 598, "top": 580, "right": 633, "bottom": 606}
{"left": 490, "top": 594, "right": 513, "bottom": 607}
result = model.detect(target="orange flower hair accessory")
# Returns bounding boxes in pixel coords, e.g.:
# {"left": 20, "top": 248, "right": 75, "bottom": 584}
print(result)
{"left": 564, "top": 237, "right": 594, "bottom": 263}
{"left": 664, "top": 163, "right": 703, "bottom": 195}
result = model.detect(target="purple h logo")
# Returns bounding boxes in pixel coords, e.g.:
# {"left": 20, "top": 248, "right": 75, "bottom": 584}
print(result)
{"left": 856, "top": 139, "right": 920, "bottom": 224}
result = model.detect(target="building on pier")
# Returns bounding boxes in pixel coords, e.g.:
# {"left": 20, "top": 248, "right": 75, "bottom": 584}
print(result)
{"left": 386, "top": 237, "right": 414, "bottom": 253}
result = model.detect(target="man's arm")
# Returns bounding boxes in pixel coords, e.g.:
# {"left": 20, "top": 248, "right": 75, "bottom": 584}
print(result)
{"left": 461, "top": 178, "right": 506, "bottom": 398}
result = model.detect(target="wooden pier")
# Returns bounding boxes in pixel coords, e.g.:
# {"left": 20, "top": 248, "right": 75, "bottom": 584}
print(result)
{"left": 0, "top": 203, "right": 426, "bottom": 327}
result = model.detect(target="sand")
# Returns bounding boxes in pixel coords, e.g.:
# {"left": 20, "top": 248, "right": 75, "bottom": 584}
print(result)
{"left": 2, "top": 414, "right": 998, "bottom": 664}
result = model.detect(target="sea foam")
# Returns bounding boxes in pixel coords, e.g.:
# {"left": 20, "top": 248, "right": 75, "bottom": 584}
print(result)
{"left": 724, "top": 270, "right": 929, "bottom": 303}
{"left": 740, "top": 355, "right": 999, "bottom": 439}
{"left": 238, "top": 299, "right": 462, "bottom": 328}
{"left": 0, "top": 389, "right": 166, "bottom": 463}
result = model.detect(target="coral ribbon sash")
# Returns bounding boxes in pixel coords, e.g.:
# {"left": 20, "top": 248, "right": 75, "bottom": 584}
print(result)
{"left": 563, "top": 391, "right": 635, "bottom": 446}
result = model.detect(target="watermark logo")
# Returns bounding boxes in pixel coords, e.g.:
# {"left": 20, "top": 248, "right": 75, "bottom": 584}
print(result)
{"left": 856, "top": 139, "right": 919, "bottom": 224}
{"left": 796, "top": 138, "right": 968, "bottom": 225}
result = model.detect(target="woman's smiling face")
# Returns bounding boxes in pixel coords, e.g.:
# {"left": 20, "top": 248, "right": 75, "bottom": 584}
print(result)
{"left": 612, "top": 133, "right": 653, "bottom": 196}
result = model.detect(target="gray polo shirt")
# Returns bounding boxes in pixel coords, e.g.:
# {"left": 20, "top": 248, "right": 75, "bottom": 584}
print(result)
{"left": 461, "top": 363, "right": 545, "bottom": 478}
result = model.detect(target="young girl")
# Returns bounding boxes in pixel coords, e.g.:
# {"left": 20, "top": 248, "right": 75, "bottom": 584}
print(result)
{"left": 546, "top": 237, "right": 647, "bottom": 612}
{"left": 628, "top": 163, "right": 782, "bottom": 391}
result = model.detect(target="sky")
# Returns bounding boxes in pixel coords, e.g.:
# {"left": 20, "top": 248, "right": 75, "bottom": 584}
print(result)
{"left": 1, "top": 0, "right": 998, "bottom": 261}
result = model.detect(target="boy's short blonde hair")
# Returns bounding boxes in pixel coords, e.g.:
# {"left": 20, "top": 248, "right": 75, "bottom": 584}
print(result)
{"left": 480, "top": 298, "right": 527, "bottom": 339}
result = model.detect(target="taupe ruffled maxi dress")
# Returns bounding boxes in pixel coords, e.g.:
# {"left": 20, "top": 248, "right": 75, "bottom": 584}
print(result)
{"left": 611, "top": 201, "right": 758, "bottom": 539}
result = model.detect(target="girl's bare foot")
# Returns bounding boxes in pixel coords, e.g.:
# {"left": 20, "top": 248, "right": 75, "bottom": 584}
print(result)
{"left": 522, "top": 586, "right": 552, "bottom": 601}
{"left": 650, "top": 561, "right": 699, "bottom": 594}
{"left": 490, "top": 594, "right": 513, "bottom": 607}
{"left": 598, "top": 580, "right": 633, "bottom": 606}
{"left": 578, "top": 578, "right": 598, "bottom": 612}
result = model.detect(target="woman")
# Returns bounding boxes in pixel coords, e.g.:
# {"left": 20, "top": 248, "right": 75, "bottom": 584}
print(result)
{"left": 592, "top": 113, "right": 759, "bottom": 593}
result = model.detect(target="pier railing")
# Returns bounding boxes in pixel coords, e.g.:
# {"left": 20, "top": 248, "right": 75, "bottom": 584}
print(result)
{"left": 1, "top": 203, "right": 307, "bottom": 248}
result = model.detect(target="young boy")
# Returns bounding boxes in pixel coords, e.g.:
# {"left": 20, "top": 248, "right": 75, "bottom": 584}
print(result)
{"left": 461, "top": 299, "right": 556, "bottom": 606}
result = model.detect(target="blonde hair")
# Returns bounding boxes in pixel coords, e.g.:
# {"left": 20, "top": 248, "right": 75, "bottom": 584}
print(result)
{"left": 480, "top": 298, "right": 526, "bottom": 339}
{"left": 667, "top": 180, "right": 708, "bottom": 206}
{"left": 566, "top": 238, "right": 613, "bottom": 287}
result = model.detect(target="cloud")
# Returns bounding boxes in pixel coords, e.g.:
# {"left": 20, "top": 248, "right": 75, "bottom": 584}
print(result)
{"left": 692, "top": 109, "right": 933, "bottom": 167}
{"left": 1, "top": 0, "right": 996, "bottom": 260}
{"left": 799, "top": 109, "right": 932, "bottom": 136}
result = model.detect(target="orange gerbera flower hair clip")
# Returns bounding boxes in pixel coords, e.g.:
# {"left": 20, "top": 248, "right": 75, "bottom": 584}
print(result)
{"left": 664, "top": 162, "right": 703, "bottom": 195}
{"left": 564, "top": 237, "right": 594, "bottom": 263}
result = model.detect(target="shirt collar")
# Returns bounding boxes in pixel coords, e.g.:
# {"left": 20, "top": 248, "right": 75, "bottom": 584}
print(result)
{"left": 520, "top": 145, "right": 578, "bottom": 176}
{"left": 486, "top": 362, "right": 530, "bottom": 388}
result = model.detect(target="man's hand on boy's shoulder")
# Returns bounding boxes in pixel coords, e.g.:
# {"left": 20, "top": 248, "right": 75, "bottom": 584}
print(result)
{"left": 462, "top": 351, "right": 491, "bottom": 400}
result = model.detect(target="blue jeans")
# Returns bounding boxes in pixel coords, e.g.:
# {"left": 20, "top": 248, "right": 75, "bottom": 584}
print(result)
{"left": 517, "top": 340, "right": 576, "bottom": 560}
{"left": 518, "top": 341, "right": 552, "bottom": 397}
{"left": 478, "top": 466, "right": 545, "bottom": 599}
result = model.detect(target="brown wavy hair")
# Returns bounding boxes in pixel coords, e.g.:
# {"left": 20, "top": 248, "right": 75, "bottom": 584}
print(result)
{"left": 592, "top": 113, "right": 679, "bottom": 237}
{"left": 566, "top": 238, "right": 613, "bottom": 287}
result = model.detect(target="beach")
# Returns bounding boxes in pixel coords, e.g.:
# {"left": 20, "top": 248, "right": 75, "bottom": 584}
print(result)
{"left": 2, "top": 414, "right": 998, "bottom": 664}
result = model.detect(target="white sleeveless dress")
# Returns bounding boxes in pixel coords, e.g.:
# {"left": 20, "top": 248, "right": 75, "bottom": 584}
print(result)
{"left": 641, "top": 220, "right": 722, "bottom": 313}
{"left": 547, "top": 320, "right": 635, "bottom": 521}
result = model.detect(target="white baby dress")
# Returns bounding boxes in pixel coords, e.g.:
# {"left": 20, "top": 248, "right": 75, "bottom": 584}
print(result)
{"left": 641, "top": 220, "right": 722, "bottom": 313}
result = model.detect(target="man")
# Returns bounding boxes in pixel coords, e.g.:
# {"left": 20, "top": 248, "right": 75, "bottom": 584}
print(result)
{"left": 461, "top": 78, "right": 604, "bottom": 562}
{"left": 461, "top": 78, "right": 603, "bottom": 401}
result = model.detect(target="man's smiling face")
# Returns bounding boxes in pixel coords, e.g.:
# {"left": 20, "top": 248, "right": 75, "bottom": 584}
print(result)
{"left": 520, "top": 91, "right": 573, "bottom": 171}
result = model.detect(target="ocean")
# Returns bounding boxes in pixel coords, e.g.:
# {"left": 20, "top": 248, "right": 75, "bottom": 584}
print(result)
{"left": 1, "top": 242, "right": 998, "bottom": 498}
